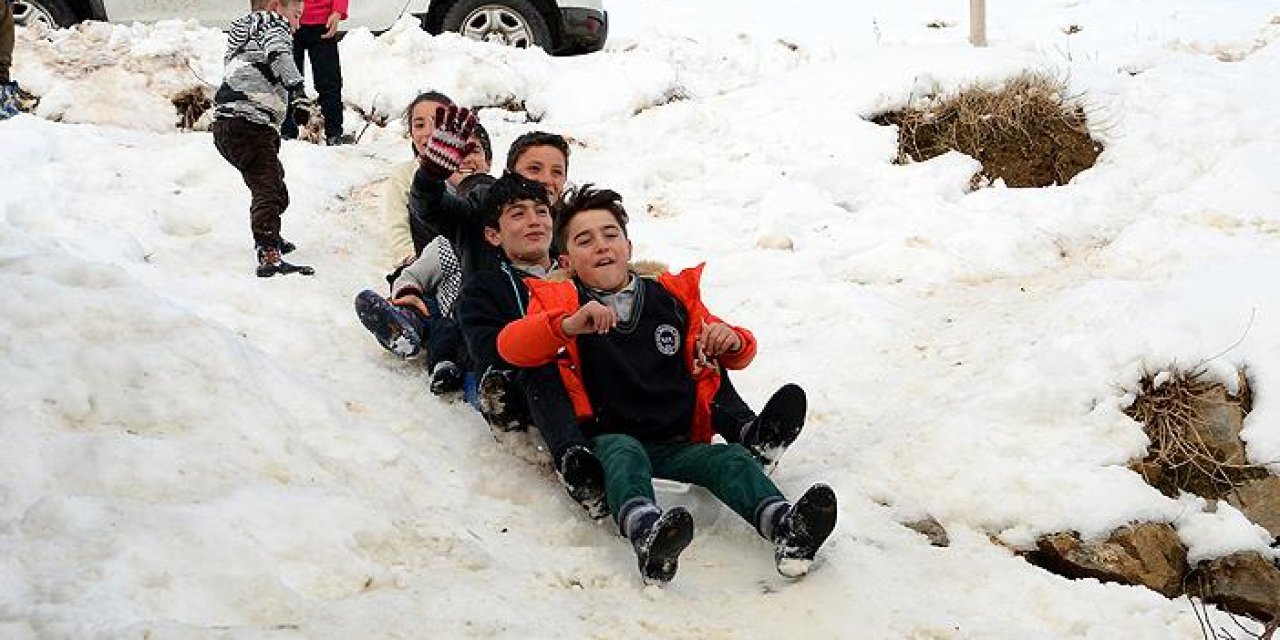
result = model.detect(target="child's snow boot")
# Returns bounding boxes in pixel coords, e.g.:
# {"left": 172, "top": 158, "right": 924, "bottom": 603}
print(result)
{"left": 556, "top": 445, "right": 608, "bottom": 519}
{"left": 744, "top": 383, "right": 807, "bottom": 472}
{"left": 429, "top": 360, "right": 464, "bottom": 395}
{"left": 770, "top": 483, "right": 837, "bottom": 578}
{"left": 629, "top": 506, "right": 694, "bottom": 585}
{"left": 478, "top": 367, "right": 527, "bottom": 433}
{"left": 354, "top": 289, "right": 422, "bottom": 358}
{"left": 256, "top": 244, "right": 314, "bottom": 277}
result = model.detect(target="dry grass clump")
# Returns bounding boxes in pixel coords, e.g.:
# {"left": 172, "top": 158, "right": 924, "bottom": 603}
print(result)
{"left": 171, "top": 86, "right": 211, "bottom": 130}
{"left": 871, "top": 71, "right": 1103, "bottom": 188}
{"left": 1124, "top": 367, "right": 1266, "bottom": 500}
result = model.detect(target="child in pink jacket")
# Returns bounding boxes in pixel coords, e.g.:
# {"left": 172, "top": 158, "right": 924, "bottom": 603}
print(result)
{"left": 282, "top": 0, "right": 350, "bottom": 145}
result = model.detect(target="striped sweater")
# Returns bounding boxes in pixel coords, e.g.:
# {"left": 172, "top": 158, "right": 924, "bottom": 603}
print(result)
{"left": 214, "top": 11, "right": 304, "bottom": 128}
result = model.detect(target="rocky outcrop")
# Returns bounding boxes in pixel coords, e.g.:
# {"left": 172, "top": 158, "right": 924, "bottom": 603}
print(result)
{"left": 1027, "top": 524, "right": 1187, "bottom": 597}
{"left": 1189, "top": 551, "right": 1280, "bottom": 623}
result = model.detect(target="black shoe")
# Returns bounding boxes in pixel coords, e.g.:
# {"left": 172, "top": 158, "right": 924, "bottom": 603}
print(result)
{"left": 353, "top": 289, "right": 421, "bottom": 358}
{"left": 557, "top": 445, "right": 608, "bottom": 519}
{"left": 772, "top": 483, "right": 837, "bottom": 578}
{"left": 256, "top": 244, "right": 314, "bottom": 277}
{"left": 478, "top": 368, "right": 527, "bottom": 432}
{"left": 429, "top": 361, "right": 464, "bottom": 395}
{"left": 326, "top": 133, "right": 357, "bottom": 146}
{"left": 279, "top": 238, "right": 296, "bottom": 254}
{"left": 746, "top": 383, "right": 807, "bottom": 472}
{"left": 634, "top": 508, "right": 695, "bottom": 585}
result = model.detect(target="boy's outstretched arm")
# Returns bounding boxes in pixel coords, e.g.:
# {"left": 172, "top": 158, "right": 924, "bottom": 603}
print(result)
{"left": 497, "top": 311, "right": 573, "bottom": 368}
{"left": 408, "top": 166, "right": 485, "bottom": 240}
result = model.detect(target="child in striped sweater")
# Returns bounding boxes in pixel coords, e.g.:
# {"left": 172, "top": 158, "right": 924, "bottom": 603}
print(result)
{"left": 212, "top": 0, "right": 314, "bottom": 277}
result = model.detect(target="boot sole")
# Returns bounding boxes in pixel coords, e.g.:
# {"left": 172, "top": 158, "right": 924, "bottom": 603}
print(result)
{"left": 753, "top": 383, "right": 807, "bottom": 471}
{"left": 641, "top": 508, "right": 695, "bottom": 585}
{"left": 777, "top": 484, "right": 837, "bottom": 578}
{"left": 353, "top": 290, "right": 420, "bottom": 358}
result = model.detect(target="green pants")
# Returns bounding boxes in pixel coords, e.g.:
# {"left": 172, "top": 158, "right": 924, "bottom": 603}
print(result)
{"left": 1, "top": 0, "right": 13, "bottom": 84}
{"left": 591, "top": 433, "right": 784, "bottom": 528}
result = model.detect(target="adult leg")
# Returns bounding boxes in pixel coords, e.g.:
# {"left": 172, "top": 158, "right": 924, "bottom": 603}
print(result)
{"left": 308, "top": 32, "right": 345, "bottom": 141}
{"left": 280, "top": 26, "right": 312, "bottom": 140}
{"left": 0, "top": 0, "right": 14, "bottom": 85}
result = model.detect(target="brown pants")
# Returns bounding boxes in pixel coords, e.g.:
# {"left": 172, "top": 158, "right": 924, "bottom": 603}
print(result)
{"left": 1, "top": 0, "right": 14, "bottom": 84}
{"left": 211, "top": 118, "right": 289, "bottom": 248}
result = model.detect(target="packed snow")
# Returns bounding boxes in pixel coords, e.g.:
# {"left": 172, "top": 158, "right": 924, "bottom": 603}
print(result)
{"left": 3, "top": 1, "right": 1280, "bottom": 637}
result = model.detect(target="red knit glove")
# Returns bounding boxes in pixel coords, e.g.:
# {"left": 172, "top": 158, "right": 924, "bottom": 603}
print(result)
{"left": 419, "top": 105, "right": 477, "bottom": 180}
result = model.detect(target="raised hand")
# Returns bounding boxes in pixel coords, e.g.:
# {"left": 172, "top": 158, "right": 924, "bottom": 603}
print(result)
{"left": 561, "top": 300, "right": 618, "bottom": 336}
{"left": 419, "top": 105, "right": 477, "bottom": 180}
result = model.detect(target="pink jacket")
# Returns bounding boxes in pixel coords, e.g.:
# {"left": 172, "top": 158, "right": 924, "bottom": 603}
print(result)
{"left": 300, "top": 0, "right": 349, "bottom": 26}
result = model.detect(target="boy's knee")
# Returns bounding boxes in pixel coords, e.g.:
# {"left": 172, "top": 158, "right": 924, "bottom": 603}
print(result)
{"left": 594, "top": 433, "right": 645, "bottom": 459}
{"left": 719, "top": 443, "right": 760, "bottom": 469}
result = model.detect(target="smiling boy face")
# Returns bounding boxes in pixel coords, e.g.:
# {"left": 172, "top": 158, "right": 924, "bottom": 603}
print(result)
{"left": 561, "top": 208, "right": 631, "bottom": 291}
{"left": 484, "top": 199, "right": 553, "bottom": 264}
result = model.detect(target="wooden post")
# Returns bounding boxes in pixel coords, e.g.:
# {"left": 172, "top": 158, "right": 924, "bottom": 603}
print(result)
{"left": 970, "top": 0, "right": 987, "bottom": 47}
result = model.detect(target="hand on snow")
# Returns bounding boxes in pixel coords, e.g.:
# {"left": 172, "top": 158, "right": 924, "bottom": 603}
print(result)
{"left": 695, "top": 320, "right": 741, "bottom": 363}
{"left": 561, "top": 301, "right": 617, "bottom": 336}
{"left": 419, "top": 105, "right": 477, "bottom": 181}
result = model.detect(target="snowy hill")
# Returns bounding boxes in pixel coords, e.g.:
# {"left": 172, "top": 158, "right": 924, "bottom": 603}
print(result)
{"left": 2, "top": 1, "right": 1280, "bottom": 637}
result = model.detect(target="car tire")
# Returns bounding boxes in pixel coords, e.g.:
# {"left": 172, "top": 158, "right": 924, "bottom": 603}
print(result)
{"left": 441, "top": 0, "right": 553, "bottom": 52}
{"left": 13, "top": 0, "right": 78, "bottom": 28}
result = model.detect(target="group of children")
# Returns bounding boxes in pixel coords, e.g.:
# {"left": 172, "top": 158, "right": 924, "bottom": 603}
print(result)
{"left": 213, "top": 0, "right": 839, "bottom": 585}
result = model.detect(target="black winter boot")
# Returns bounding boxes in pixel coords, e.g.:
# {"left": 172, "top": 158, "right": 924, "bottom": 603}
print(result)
{"left": 429, "top": 361, "right": 464, "bottom": 395}
{"left": 256, "top": 244, "right": 314, "bottom": 277}
{"left": 631, "top": 507, "right": 694, "bottom": 585}
{"left": 771, "top": 483, "right": 837, "bottom": 578}
{"left": 478, "top": 368, "right": 527, "bottom": 432}
{"left": 744, "top": 383, "right": 807, "bottom": 472}
{"left": 556, "top": 445, "right": 608, "bottom": 519}
{"left": 353, "top": 289, "right": 422, "bottom": 358}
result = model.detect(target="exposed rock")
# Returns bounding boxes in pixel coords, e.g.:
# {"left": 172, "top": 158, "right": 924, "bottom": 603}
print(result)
{"left": 1027, "top": 523, "right": 1187, "bottom": 597}
{"left": 903, "top": 516, "right": 950, "bottom": 547}
{"left": 1189, "top": 551, "right": 1280, "bottom": 622}
{"left": 755, "top": 234, "right": 795, "bottom": 251}
{"left": 1192, "top": 385, "right": 1248, "bottom": 466}
{"left": 1226, "top": 476, "right": 1280, "bottom": 539}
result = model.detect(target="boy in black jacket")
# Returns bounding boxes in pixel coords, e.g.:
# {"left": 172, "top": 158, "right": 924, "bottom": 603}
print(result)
{"left": 456, "top": 172, "right": 608, "bottom": 519}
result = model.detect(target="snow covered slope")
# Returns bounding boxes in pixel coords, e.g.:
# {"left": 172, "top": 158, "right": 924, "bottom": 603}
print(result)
{"left": 2, "top": 1, "right": 1279, "bottom": 637}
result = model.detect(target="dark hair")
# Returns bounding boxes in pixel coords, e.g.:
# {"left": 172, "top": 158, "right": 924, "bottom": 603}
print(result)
{"left": 482, "top": 171, "right": 552, "bottom": 230}
{"left": 402, "top": 91, "right": 453, "bottom": 129}
{"left": 553, "top": 184, "right": 627, "bottom": 252}
{"left": 505, "top": 131, "right": 570, "bottom": 171}
{"left": 472, "top": 122, "right": 493, "bottom": 163}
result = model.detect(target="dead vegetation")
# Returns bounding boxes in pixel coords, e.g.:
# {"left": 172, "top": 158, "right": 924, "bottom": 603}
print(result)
{"left": 871, "top": 71, "right": 1103, "bottom": 188}
{"left": 171, "top": 86, "right": 211, "bottom": 130}
{"left": 1124, "top": 367, "right": 1266, "bottom": 501}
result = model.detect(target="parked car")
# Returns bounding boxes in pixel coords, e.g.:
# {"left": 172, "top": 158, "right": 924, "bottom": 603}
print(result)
{"left": 11, "top": 0, "right": 608, "bottom": 55}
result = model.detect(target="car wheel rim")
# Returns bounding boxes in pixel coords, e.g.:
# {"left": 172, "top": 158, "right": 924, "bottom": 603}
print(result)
{"left": 12, "top": 2, "right": 59, "bottom": 29}
{"left": 460, "top": 5, "right": 534, "bottom": 48}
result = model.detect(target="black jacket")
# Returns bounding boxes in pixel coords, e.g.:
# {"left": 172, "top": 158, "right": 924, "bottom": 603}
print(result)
{"left": 457, "top": 262, "right": 538, "bottom": 375}
{"left": 408, "top": 168, "right": 505, "bottom": 278}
